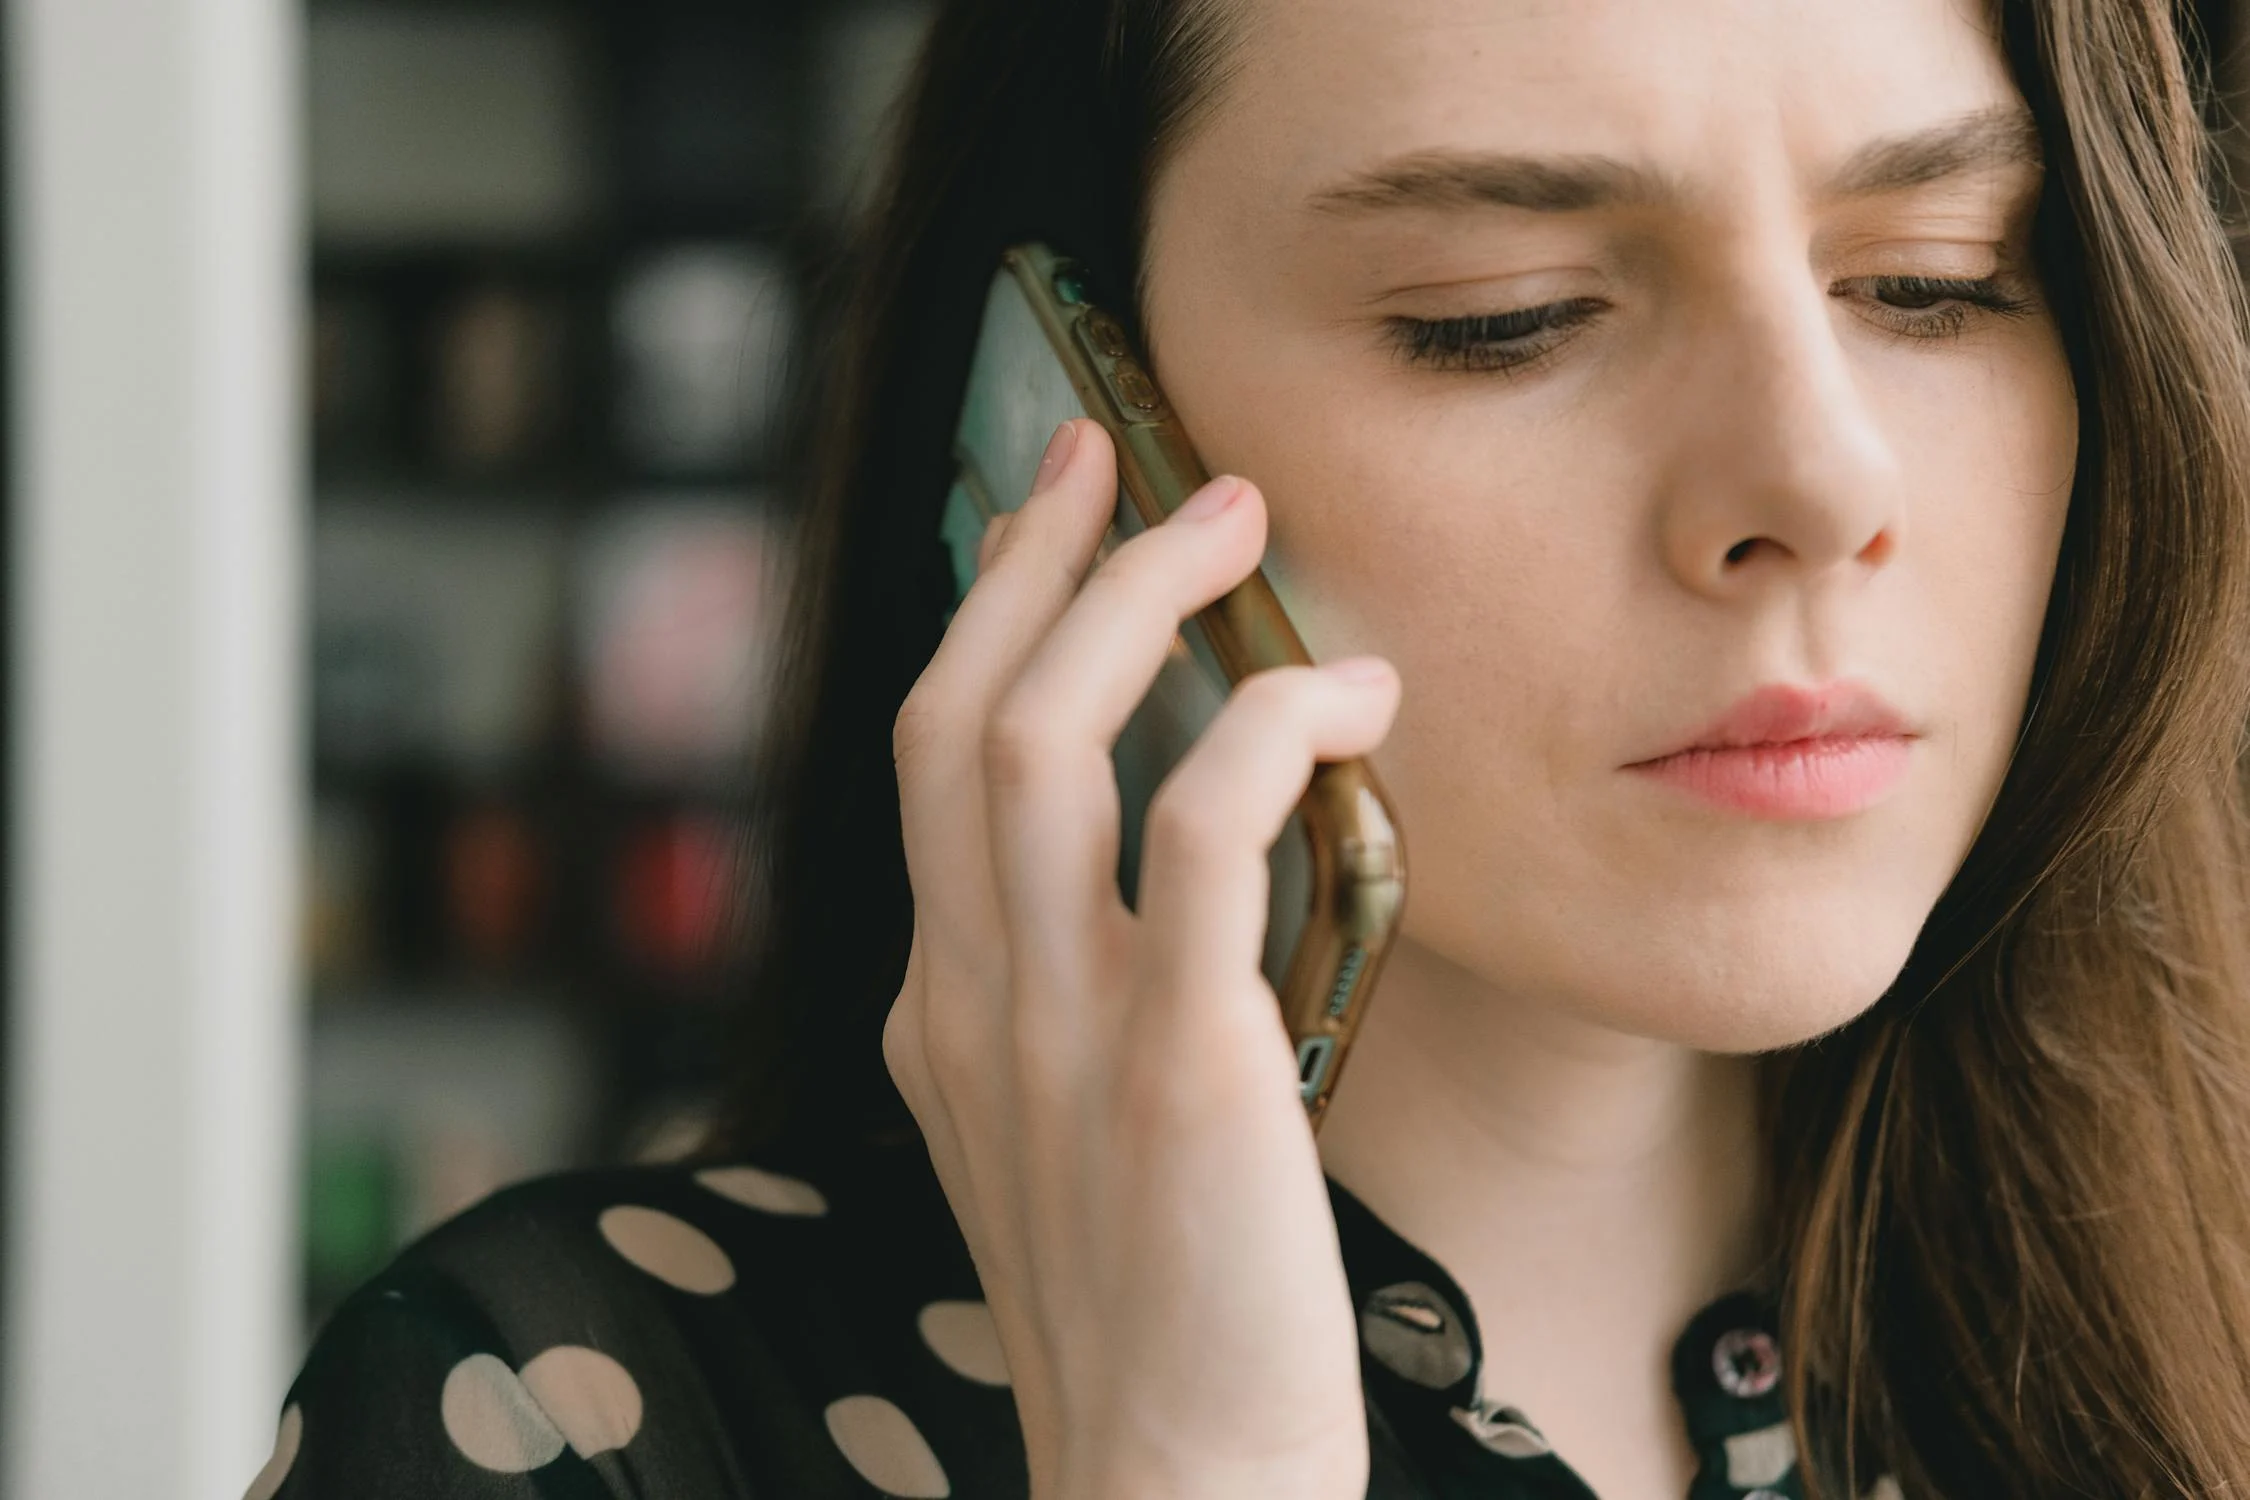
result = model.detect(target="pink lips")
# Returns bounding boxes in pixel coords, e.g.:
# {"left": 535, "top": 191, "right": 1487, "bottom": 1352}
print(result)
{"left": 1623, "top": 681, "right": 1916, "bottom": 820}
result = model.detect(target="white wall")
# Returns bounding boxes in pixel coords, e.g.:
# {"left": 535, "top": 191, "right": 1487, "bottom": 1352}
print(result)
{"left": 0, "top": 0, "right": 303, "bottom": 1495}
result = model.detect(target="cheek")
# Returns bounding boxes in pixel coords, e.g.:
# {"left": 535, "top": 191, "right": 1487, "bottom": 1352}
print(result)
{"left": 1887, "top": 334, "right": 2077, "bottom": 785}
{"left": 1239, "top": 407, "right": 1618, "bottom": 837}
{"left": 1203, "top": 368, "right": 1618, "bottom": 693}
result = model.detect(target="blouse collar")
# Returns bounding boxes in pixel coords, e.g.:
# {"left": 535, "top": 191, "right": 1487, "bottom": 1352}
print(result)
{"left": 1325, "top": 1174, "right": 1801, "bottom": 1499}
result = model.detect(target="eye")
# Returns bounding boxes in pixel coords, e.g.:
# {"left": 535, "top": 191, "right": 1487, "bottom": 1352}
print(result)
{"left": 1387, "top": 297, "right": 1607, "bottom": 374}
{"left": 1843, "top": 273, "right": 2038, "bottom": 340}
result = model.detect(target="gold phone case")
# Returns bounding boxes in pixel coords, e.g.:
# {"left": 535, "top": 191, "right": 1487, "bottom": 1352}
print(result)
{"left": 943, "top": 243, "right": 1406, "bottom": 1128}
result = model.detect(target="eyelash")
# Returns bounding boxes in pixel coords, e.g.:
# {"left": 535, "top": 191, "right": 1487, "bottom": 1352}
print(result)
{"left": 1389, "top": 298, "right": 1602, "bottom": 374}
{"left": 1387, "top": 275, "right": 2038, "bottom": 374}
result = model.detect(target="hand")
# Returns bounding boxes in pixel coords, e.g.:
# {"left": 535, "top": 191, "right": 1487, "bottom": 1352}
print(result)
{"left": 885, "top": 418, "right": 1397, "bottom": 1500}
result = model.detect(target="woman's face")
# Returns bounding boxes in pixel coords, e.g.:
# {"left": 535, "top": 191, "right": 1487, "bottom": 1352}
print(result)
{"left": 1141, "top": 0, "right": 2076, "bottom": 1051}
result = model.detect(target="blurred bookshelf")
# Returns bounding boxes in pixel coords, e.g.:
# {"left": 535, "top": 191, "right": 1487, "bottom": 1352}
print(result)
{"left": 299, "top": 0, "right": 932, "bottom": 1327}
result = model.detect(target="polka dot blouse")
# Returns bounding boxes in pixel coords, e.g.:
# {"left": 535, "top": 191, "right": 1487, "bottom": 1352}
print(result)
{"left": 244, "top": 1129, "right": 1896, "bottom": 1499}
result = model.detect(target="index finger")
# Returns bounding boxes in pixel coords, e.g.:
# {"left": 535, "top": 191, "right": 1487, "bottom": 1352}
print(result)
{"left": 891, "top": 419, "right": 1119, "bottom": 942}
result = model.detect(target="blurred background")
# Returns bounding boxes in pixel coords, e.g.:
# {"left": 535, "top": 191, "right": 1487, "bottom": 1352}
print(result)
{"left": 293, "top": 0, "right": 929, "bottom": 1331}
{"left": 0, "top": 0, "right": 930, "bottom": 1495}
{"left": 0, "top": 1, "right": 2245, "bottom": 1497}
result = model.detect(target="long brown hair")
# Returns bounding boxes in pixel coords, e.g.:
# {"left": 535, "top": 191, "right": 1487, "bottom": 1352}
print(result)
{"left": 708, "top": 1, "right": 2250, "bottom": 1492}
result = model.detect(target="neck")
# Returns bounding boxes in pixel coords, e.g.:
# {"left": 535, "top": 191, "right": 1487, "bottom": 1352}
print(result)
{"left": 1315, "top": 936, "right": 1767, "bottom": 1496}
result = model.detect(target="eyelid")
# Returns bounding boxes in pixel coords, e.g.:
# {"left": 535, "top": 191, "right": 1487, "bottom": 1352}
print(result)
{"left": 1823, "top": 234, "right": 2025, "bottom": 278}
{"left": 1361, "top": 266, "right": 1611, "bottom": 314}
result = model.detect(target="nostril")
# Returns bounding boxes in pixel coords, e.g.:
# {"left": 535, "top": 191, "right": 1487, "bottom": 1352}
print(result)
{"left": 1726, "top": 538, "right": 1758, "bottom": 565}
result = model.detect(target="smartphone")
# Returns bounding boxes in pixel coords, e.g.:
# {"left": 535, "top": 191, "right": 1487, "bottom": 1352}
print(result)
{"left": 941, "top": 243, "right": 1406, "bottom": 1128}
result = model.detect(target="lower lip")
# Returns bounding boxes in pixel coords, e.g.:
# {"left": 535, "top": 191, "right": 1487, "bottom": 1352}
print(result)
{"left": 1624, "top": 735, "right": 1913, "bottom": 819}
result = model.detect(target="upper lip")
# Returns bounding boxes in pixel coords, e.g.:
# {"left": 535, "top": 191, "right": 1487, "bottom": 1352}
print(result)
{"left": 1631, "top": 680, "right": 1916, "bottom": 763}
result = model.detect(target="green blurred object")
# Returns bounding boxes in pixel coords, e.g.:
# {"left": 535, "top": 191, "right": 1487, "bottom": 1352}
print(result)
{"left": 303, "top": 1134, "right": 399, "bottom": 1316}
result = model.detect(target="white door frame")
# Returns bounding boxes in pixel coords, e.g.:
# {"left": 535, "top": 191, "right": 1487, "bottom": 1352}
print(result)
{"left": 1, "top": 0, "right": 302, "bottom": 1494}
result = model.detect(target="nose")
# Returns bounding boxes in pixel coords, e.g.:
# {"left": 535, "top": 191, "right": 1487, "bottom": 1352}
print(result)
{"left": 1654, "top": 270, "right": 1903, "bottom": 598}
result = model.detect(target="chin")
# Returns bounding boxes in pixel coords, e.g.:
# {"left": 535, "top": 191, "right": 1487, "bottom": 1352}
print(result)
{"left": 1441, "top": 882, "right": 1932, "bottom": 1055}
{"left": 1598, "top": 895, "right": 1929, "bottom": 1053}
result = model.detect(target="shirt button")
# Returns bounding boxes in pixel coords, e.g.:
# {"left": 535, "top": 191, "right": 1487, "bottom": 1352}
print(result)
{"left": 1448, "top": 1397, "right": 1552, "bottom": 1459}
{"left": 1359, "top": 1281, "right": 1474, "bottom": 1390}
{"left": 1711, "top": 1327, "right": 1782, "bottom": 1398}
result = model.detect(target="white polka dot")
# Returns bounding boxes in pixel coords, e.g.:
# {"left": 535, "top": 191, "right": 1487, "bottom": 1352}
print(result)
{"left": 695, "top": 1163, "right": 829, "bottom": 1217}
{"left": 1725, "top": 1420, "right": 1797, "bottom": 1488}
{"left": 824, "top": 1393, "right": 950, "bottom": 1497}
{"left": 520, "top": 1346, "right": 645, "bottom": 1459}
{"left": 442, "top": 1354, "right": 567, "bottom": 1473}
{"left": 917, "top": 1300, "right": 1009, "bottom": 1386}
{"left": 440, "top": 1347, "right": 642, "bottom": 1471}
{"left": 241, "top": 1404, "right": 302, "bottom": 1500}
{"left": 599, "top": 1204, "right": 736, "bottom": 1294}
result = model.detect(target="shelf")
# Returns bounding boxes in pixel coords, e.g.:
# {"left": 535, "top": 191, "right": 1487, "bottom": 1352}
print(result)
{"left": 292, "top": 0, "right": 934, "bottom": 1320}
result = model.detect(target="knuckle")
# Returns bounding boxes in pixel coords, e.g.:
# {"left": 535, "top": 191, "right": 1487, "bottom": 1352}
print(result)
{"left": 1081, "top": 530, "right": 1176, "bottom": 606}
{"left": 892, "top": 685, "right": 950, "bottom": 771}
{"left": 975, "top": 512, "right": 1012, "bottom": 572}
{"left": 1231, "top": 664, "right": 1316, "bottom": 723}
{"left": 1143, "top": 781, "right": 1229, "bottom": 869}
{"left": 989, "top": 509, "right": 1095, "bottom": 603}
{"left": 981, "top": 699, "right": 1064, "bottom": 790}
{"left": 1105, "top": 533, "right": 1190, "bottom": 601}
{"left": 984, "top": 517, "right": 1044, "bottom": 584}
{"left": 881, "top": 1000, "right": 924, "bottom": 1090}
{"left": 921, "top": 999, "right": 991, "bottom": 1094}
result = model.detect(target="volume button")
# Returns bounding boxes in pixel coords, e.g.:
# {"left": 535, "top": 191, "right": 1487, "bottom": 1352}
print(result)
{"left": 1082, "top": 310, "right": 1132, "bottom": 356}
{"left": 1070, "top": 313, "right": 1170, "bottom": 419}
{"left": 1109, "top": 357, "right": 1164, "bottom": 415}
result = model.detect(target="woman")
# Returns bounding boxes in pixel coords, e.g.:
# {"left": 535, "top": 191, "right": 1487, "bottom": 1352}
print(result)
{"left": 248, "top": 0, "right": 2250, "bottom": 1496}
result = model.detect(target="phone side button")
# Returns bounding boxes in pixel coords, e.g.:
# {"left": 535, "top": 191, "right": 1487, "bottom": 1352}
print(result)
{"left": 1108, "top": 358, "right": 1166, "bottom": 415}
{"left": 1082, "top": 310, "right": 1133, "bottom": 357}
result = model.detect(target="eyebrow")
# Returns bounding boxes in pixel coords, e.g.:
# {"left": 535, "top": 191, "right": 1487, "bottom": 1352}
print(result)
{"left": 1306, "top": 104, "right": 2043, "bottom": 216}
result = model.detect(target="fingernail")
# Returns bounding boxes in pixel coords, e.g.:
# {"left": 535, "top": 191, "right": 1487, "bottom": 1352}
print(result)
{"left": 1031, "top": 421, "right": 1078, "bottom": 492}
{"left": 1325, "top": 655, "right": 1395, "bottom": 686}
{"left": 1174, "top": 475, "right": 1245, "bottom": 523}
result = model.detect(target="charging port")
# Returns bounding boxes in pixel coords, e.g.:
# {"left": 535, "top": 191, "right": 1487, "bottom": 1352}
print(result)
{"left": 1296, "top": 1034, "right": 1337, "bottom": 1103}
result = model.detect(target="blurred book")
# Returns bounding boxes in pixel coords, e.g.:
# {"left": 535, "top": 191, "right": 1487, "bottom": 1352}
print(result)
{"left": 612, "top": 245, "right": 796, "bottom": 477}
{"left": 302, "top": 1133, "right": 399, "bottom": 1319}
{"left": 442, "top": 800, "right": 548, "bottom": 978}
{"left": 304, "top": 798, "right": 376, "bottom": 988}
{"left": 613, "top": 809, "right": 743, "bottom": 982}
{"left": 313, "top": 501, "right": 567, "bottom": 772}
{"left": 430, "top": 280, "right": 577, "bottom": 477}
{"left": 310, "top": 288, "right": 400, "bottom": 472}
{"left": 308, "top": 7, "right": 601, "bottom": 246}
{"left": 573, "top": 498, "right": 785, "bottom": 786}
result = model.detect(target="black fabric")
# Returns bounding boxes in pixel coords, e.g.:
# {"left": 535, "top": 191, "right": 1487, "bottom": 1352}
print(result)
{"left": 246, "top": 1131, "right": 1851, "bottom": 1499}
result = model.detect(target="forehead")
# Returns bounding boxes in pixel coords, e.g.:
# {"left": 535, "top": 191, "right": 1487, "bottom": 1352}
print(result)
{"left": 1190, "top": 0, "right": 2021, "bottom": 199}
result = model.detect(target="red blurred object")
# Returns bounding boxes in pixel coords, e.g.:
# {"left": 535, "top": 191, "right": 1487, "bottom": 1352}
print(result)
{"left": 616, "top": 814, "right": 737, "bottom": 978}
{"left": 445, "top": 805, "right": 544, "bottom": 970}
